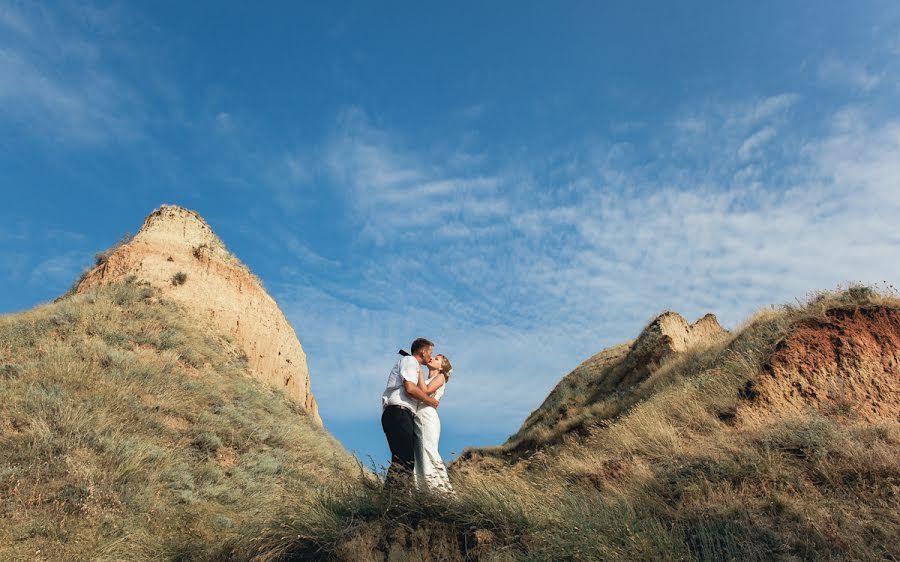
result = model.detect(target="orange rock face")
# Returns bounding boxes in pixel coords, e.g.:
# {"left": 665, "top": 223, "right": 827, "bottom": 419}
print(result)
{"left": 748, "top": 306, "right": 900, "bottom": 422}
{"left": 76, "top": 205, "right": 321, "bottom": 425}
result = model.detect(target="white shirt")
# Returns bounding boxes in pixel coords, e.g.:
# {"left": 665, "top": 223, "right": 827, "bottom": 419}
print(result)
{"left": 381, "top": 355, "right": 421, "bottom": 413}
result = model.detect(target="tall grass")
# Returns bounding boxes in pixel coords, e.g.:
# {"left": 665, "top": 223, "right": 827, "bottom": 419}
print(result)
{"left": 3, "top": 283, "right": 898, "bottom": 560}
{"left": 247, "top": 285, "right": 900, "bottom": 561}
{"left": 0, "top": 282, "right": 356, "bottom": 561}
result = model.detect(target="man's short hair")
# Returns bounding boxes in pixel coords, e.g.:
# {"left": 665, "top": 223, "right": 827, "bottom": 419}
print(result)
{"left": 410, "top": 338, "right": 434, "bottom": 356}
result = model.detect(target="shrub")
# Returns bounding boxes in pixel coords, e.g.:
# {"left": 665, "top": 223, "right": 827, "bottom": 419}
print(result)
{"left": 191, "top": 432, "right": 223, "bottom": 455}
{"left": 94, "top": 232, "right": 133, "bottom": 266}
{"left": 1, "top": 363, "right": 22, "bottom": 379}
{"left": 192, "top": 243, "right": 210, "bottom": 259}
{"left": 171, "top": 272, "right": 188, "bottom": 286}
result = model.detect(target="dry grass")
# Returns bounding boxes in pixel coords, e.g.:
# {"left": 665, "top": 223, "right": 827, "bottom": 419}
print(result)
{"left": 3, "top": 281, "right": 898, "bottom": 560}
{"left": 252, "top": 284, "right": 899, "bottom": 561}
{"left": 477, "top": 284, "right": 900, "bottom": 460}
{"left": 0, "top": 282, "right": 356, "bottom": 561}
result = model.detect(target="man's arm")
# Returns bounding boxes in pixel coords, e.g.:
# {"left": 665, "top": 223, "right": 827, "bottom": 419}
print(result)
{"left": 404, "top": 380, "right": 439, "bottom": 408}
{"left": 418, "top": 366, "right": 426, "bottom": 392}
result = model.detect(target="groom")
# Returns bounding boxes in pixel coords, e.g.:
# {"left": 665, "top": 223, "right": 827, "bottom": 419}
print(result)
{"left": 381, "top": 337, "right": 441, "bottom": 488}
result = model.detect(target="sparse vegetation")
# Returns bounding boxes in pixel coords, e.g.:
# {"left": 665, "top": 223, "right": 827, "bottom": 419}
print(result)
{"left": 62, "top": 233, "right": 134, "bottom": 299}
{"left": 193, "top": 243, "right": 211, "bottom": 259}
{"left": 171, "top": 271, "right": 188, "bottom": 286}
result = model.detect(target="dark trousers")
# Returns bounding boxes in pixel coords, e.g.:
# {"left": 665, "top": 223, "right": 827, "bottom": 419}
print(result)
{"left": 381, "top": 405, "right": 415, "bottom": 488}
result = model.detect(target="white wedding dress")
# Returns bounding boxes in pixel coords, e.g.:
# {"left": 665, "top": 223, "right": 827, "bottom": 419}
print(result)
{"left": 414, "top": 377, "right": 453, "bottom": 493}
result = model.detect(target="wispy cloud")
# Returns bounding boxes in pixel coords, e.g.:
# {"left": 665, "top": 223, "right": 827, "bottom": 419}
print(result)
{"left": 818, "top": 57, "right": 883, "bottom": 91}
{"left": 0, "top": 252, "right": 29, "bottom": 281}
{"left": 279, "top": 93, "right": 900, "bottom": 440}
{"left": 738, "top": 126, "right": 777, "bottom": 161}
{"left": 738, "top": 93, "right": 799, "bottom": 125}
{"left": 0, "top": 4, "right": 147, "bottom": 145}
{"left": 0, "top": 221, "right": 92, "bottom": 295}
{"left": 28, "top": 252, "right": 88, "bottom": 288}
{"left": 322, "top": 107, "right": 510, "bottom": 244}
{"left": 214, "top": 112, "right": 236, "bottom": 134}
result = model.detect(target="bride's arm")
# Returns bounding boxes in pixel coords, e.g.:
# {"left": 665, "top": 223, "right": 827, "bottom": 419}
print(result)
{"left": 418, "top": 368, "right": 445, "bottom": 395}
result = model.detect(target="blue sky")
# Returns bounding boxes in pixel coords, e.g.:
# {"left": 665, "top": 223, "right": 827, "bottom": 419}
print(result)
{"left": 3, "top": 1, "right": 900, "bottom": 467}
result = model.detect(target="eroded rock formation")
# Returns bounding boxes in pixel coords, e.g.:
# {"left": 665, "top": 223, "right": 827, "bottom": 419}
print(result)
{"left": 75, "top": 205, "right": 321, "bottom": 424}
{"left": 611, "top": 311, "right": 730, "bottom": 390}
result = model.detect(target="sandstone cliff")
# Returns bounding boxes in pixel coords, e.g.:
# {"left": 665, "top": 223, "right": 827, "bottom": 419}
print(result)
{"left": 75, "top": 205, "right": 320, "bottom": 424}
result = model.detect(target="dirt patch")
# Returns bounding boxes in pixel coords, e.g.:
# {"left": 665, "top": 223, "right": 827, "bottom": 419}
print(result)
{"left": 332, "top": 521, "right": 503, "bottom": 562}
{"left": 216, "top": 447, "right": 238, "bottom": 470}
{"left": 742, "top": 306, "right": 900, "bottom": 422}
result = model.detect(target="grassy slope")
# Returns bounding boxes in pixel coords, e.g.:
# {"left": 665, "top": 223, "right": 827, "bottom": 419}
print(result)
{"left": 2, "top": 280, "right": 897, "bottom": 561}
{"left": 264, "top": 288, "right": 900, "bottom": 561}
{"left": 502, "top": 342, "right": 632, "bottom": 453}
{"left": 0, "top": 282, "right": 357, "bottom": 561}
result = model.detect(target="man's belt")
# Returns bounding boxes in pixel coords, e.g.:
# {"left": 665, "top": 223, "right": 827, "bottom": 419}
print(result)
{"left": 385, "top": 403, "right": 416, "bottom": 415}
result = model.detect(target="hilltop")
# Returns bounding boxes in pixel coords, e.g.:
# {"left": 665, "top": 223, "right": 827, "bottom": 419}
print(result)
{"left": 500, "top": 311, "right": 730, "bottom": 456}
{"left": 0, "top": 206, "right": 356, "bottom": 560}
{"left": 72, "top": 205, "right": 320, "bottom": 424}
{"left": 466, "top": 291, "right": 899, "bottom": 466}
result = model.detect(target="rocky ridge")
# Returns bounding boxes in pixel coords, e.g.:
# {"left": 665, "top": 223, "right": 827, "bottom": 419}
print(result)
{"left": 501, "top": 311, "right": 729, "bottom": 454}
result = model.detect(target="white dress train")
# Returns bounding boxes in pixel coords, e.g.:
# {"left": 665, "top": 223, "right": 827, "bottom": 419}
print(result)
{"left": 414, "top": 379, "right": 453, "bottom": 493}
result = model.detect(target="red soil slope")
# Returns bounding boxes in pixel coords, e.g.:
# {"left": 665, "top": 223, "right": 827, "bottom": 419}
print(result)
{"left": 746, "top": 306, "right": 900, "bottom": 422}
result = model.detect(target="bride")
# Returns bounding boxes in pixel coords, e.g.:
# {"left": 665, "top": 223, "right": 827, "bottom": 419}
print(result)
{"left": 414, "top": 354, "right": 454, "bottom": 493}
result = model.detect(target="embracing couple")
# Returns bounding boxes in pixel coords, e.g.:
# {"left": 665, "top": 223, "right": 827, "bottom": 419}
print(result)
{"left": 380, "top": 337, "right": 454, "bottom": 493}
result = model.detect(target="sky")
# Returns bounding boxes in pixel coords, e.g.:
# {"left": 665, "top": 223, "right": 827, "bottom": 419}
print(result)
{"left": 2, "top": 1, "right": 900, "bottom": 467}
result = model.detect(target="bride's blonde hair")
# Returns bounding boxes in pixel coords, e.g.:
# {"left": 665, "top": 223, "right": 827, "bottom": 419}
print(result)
{"left": 439, "top": 355, "right": 453, "bottom": 382}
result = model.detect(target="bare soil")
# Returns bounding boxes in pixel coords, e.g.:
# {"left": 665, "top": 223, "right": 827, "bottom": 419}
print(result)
{"left": 744, "top": 306, "right": 900, "bottom": 422}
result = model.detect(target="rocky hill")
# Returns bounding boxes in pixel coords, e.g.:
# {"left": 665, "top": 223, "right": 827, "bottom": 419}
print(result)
{"left": 495, "top": 311, "right": 730, "bottom": 456}
{"left": 73, "top": 205, "right": 320, "bottom": 424}
{"left": 0, "top": 206, "right": 358, "bottom": 560}
{"left": 0, "top": 282, "right": 356, "bottom": 561}
{"left": 463, "top": 291, "right": 899, "bottom": 467}
{"left": 437, "top": 289, "right": 898, "bottom": 561}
